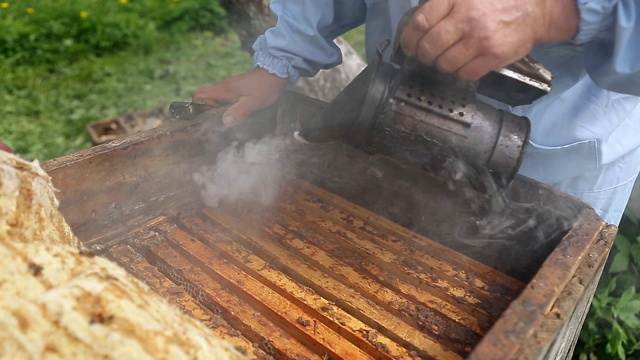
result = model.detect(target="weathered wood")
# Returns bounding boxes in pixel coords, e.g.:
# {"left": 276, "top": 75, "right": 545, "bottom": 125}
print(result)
{"left": 292, "top": 178, "right": 523, "bottom": 295}
{"left": 202, "top": 206, "right": 459, "bottom": 359}
{"left": 138, "top": 230, "right": 322, "bottom": 359}
{"left": 41, "top": 118, "right": 210, "bottom": 242}
{"left": 514, "top": 225, "right": 616, "bottom": 359}
{"left": 296, "top": 37, "right": 367, "bottom": 102}
{"left": 468, "top": 210, "right": 607, "bottom": 359}
{"left": 219, "top": 0, "right": 272, "bottom": 54}
{"left": 285, "top": 180, "right": 522, "bottom": 310}
{"left": 0, "top": 152, "right": 245, "bottom": 360}
{"left": 175, "top": 213, "right": 415, "bottom": 360}
{"left": 108, "top": 243, "right": 264, "bottom": 359}
{"left": 157, "top": 221, "right": 376, "bottom": 360}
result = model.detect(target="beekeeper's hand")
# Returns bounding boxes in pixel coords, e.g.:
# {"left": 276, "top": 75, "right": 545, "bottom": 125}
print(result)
{"left": 192, "top": 68, "right": 289, "bottom": 127}
{"left": 400, "top": 0, "right": 579, "bottom": 80}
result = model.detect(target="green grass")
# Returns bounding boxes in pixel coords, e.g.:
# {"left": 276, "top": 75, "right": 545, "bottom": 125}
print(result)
{"left": 1, "top": 26, "right": 368, "bottom": 161}
{"left": 1, "top": 31, "right": 252, "bottom": 160}
{"left": 342, "top": 26, "right": 366, "bottom": 59}
{"left": 1, "top": 26, "right": 366, "bottom": 161}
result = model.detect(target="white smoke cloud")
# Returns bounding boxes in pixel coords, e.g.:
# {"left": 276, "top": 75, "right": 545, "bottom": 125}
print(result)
{"left": 193, "top": 136, "right": 291, "bottom": 209}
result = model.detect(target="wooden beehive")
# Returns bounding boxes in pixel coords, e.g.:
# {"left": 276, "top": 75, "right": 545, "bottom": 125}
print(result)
{"left": 43, "top": 93, "right": 616, "bottom": 359}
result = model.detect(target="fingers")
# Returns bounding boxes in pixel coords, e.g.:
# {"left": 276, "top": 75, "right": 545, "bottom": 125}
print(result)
{"left": 222, "top": 96, "right": 263, "bottom": 126}
{"left": 401, "top": 0, "right": 454, "bottom": 57}
{"left": 436, "top": 47, "right": 515, "bottom": 81}
{"left": 191, "top": 68, "right": 289, "bottom": 127}
{"left": 400, "top": 0, "right": 544, "bottom": 81}
{"left": 191, "top": 83, "right": 235, "bottom": 106}
{"left": 414, "top": 18, "right": 464, "bottom": 65}
{"left": 433, "top": 41, "right": 476, "bottom": 76}
{"left": 454, "top": 57, "right": 496, "bottom": 81}
{"left": 452, "top": 52, "right": 523, "bottom": 81}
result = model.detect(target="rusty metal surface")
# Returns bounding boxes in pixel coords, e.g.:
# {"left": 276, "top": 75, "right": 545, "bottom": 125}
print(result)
{"left": 370, "top": 67, "right": 530, "bottom": 187}
{"left": 294, "top": 59, "right": 530, "bottom": 187}
{"left": 92, "top": 178, "right": 525, "bottom": 359}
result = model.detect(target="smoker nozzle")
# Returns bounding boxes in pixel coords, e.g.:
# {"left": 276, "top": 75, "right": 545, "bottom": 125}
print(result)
{"left": 295, "top": 61, "right": 397, "bottom": 145}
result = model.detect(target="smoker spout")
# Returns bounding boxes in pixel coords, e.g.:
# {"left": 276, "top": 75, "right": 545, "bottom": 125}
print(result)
{"left": 296, "top": 61, "right": 397, "bottom": 144}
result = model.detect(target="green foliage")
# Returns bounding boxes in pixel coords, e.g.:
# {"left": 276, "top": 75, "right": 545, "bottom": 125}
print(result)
{"left": 576, "top": 215, "right": 640, "bottom": 359}
{"left": 0, "top": 0, "right": 228, "bottom": 66}
{"left": 0, "top": 31, "right": 252, "bottom": 160}
{"left": 1, "top": 0, "right": 250, "bottom": 160}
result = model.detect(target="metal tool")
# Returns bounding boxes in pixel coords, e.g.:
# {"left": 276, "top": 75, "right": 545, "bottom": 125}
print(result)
{"left": 295, "top": 7, "right": 552, "bottom": 188}
{"left": 168, "top": 102, "right": 218, "bottom": 120}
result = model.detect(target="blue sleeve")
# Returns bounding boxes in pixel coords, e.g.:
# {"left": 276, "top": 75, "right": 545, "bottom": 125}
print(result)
{"left": 574, "top": 0, "right": 640, "bottom": 95}
{"left": 252, "top": 0, "right": 366, "bottom": 84}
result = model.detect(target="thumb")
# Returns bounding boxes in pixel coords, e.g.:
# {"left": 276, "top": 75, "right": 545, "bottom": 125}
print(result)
{"left": 222, "top": 96, "right": 263, "bottom": 127}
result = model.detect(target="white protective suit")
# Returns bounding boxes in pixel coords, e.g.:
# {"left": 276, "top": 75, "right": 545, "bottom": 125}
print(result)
{"left": 252, "top": 0, "right": 640, "bottom": 225}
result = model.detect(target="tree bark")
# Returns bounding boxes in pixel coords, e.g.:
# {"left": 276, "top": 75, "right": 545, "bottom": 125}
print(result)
{"left": 220, "top": 0, "right": 366, "bottom": 102}
{"left": 219, "top": 0, "right": 273, "bottom": 54}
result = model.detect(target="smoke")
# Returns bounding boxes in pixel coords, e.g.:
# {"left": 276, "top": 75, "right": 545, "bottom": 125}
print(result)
{"left": 193, "top": 136, "right": 292, "bottom": 209}
{"left": 433, "top": 156, "right": 581, "bottom": 280}
{"left": 280, "top": 141, "right": 581, "bottom": 282}
{"left": 190, "top": 129, "right": 579, "bottom": 282}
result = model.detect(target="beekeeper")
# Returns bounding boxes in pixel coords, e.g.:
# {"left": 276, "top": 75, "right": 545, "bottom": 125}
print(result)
{"left": 192, "top": 0, "right": 640, "bottom": 225}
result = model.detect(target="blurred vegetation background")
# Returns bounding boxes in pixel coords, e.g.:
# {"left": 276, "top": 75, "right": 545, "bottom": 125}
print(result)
{"left": 1, "top": 0, "right": 251, "bottom": 160}
{"left": 1, "top": 1, "right": 639, "bottom": 359}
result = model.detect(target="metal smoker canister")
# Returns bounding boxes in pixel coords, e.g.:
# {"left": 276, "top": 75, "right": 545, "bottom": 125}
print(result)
{"left": 298, "top": 58, "right": 531, "bottom": 188}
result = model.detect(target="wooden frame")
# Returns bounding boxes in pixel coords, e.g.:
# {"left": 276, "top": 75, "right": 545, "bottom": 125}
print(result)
{"left": 43, "top": 93, "right": 616, "bottom": 359}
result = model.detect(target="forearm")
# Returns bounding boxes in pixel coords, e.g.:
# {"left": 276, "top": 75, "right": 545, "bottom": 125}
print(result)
{"left": 252, "top": 0, "right": 366, "bottom": 83}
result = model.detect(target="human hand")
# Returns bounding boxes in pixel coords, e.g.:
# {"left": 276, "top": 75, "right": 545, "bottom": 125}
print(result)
{"left": 0, "top": 142, "right": 12, "bottom": 153}
{"left": 400, "top": 0, "right": 579, "bottom": 80}
{"left": 191, "top": 67, "right": 289, "bottom": 127}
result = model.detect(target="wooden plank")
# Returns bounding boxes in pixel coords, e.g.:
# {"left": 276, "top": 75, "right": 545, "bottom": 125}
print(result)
{"left": 42, "top": 119, "right": 211, "bottom": 242}
{"left": 514, "top": 224, "right": 616, "bottom": 360}
{"left": 241, "top": 200, "right": 485, "bottom": 348}
{"left": 293, "top": 178, "right": 524, "bottom": 295}
{"left": 154, "top": 220, "right": 376, "bottom": 360}
{"left": 274, "top": 190, "right": 502, "bottom": 322}
{"left": 135, "top": 229, "right": 322, "bottom": 360}
{"left": 468, "top": 209, "right": 606, "bottom": 359}
{"left": 107, "top": 243, "right": 264, "bottom": 359}
{"left": 202, "top": 207, "right": 462, "bottom": 360}
{"left": 84, "top": 215, "right": 168, "bottom": 254}
{"left": 263, "top": 219, "right": 481, "bottom": 355}
{"left": 42, "top": 108, "right": 275, "bottom": 244}
{"left": 175, "top": 212, "right": 417, "bottom": 360}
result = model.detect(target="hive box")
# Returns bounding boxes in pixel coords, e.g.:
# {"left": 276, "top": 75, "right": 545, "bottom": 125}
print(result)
{"left": 44, "top": 93, "right": 615, "bottom": 360}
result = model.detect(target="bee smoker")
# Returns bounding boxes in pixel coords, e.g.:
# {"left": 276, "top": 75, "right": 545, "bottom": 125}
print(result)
{"left": 295, "top": 12, "right": 552, "bottom": 188}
